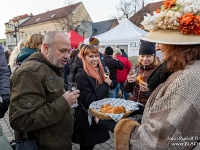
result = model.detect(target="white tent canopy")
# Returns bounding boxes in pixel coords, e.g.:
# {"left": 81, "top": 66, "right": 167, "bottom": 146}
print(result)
{"left": 84, "top": 18, "right": 148, "bottom": 45}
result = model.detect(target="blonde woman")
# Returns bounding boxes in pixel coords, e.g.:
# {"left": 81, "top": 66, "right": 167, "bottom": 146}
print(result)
{"left": 73, "top": 44, "right": 112, "bottom": 150}
{"left": 16, "top": 33, "right": 44, "bottom": 64}
{"left": 8, "top": 37, "right": 27, "bottom": 73}
{"left": 124, "top": 40, "right": 160, "bottom": 105}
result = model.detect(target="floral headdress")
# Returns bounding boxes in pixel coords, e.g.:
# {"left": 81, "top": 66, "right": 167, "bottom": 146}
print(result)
{"left": 141, "top": 0, "right": 200, "bottom": 35}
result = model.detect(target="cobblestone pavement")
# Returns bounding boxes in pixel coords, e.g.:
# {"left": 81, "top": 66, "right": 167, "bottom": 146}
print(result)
{"left": 0, "top": 111, "right": 114, "bottom": 150}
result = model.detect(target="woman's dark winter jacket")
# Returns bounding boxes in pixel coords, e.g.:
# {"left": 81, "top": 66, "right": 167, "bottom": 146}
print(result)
{"left": 63, "top": 62, "right": 70, "bottom": 82}
{"left": 17, "top": 47, "right": 37, "bottom": 63}
{"left": 68, "top": 57, "right": 75, "bottom": 82}
{"left": 73, "top": 56, "right": 110, "bottom": 146}
{"left": 124, "top": 64, "right": 156, "bottom": 105}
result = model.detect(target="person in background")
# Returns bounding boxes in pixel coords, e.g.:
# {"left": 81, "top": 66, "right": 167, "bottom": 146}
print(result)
{"left": 67, "top": 43, "right": 84, "bottom": 135}
{"left": 68, "top": 43, "right": 85, "bottom": 83}
{"left": 63, "top": 60, "right": 70, "bottom": 83}
{"left": 0, "top": 45, "right": 10, "bottom": 118}
{"left": 113, "top": 47, "right": 132, "bottom": 100}
{"left": 0, "top": 42, "right": 4, "bottom": 51}
{"left": 8, "top": 37, "right": 27, "bottom": 73}
{"left": 73, "top": 44, "right": 112, "bottom": 150}
{"left": 9, "top": 31, "right": 80, "bottom": 150}
{"left": 17, "top": 33, "right": 44, "bottom": 64}
{"left": 120, "top": 49, "right": 128, "bottom": 58}
{"left": 104, "top": 46, "right": 124, "bottom": 98}
{"left": 4, "top": 49, "right": 12, "bottom": 63}
{"left": 77, "top": 42, "right": 84, "bottom": 52}
{"left": 124, "top": 40, "right": 160, "bottom": 105}
{"left": 89, "top": 37, "right": 106, "bottom": 67}
{"left": 68, "top": 49, "right": 79, "bottom": 82}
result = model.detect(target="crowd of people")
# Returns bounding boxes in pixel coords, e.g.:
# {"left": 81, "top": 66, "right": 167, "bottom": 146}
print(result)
{"left": 1, "top": 1, "right": 200, "bottom": 149}
{"left": 0, "top": 30, "right": 158, "bottom": 150}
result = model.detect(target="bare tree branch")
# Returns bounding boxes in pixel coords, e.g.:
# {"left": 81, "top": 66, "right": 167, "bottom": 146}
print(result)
{"left": 110, "top": 0, "right": 144, "bottom": 21}
{"left": 54, "top": 1, "right": 91, "bottom": 32}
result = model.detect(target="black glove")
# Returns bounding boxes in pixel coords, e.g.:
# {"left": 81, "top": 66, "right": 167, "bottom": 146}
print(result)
{"left": 0, "top": 100, "right": 9, "bottom": 118}
{"left": 128, "top": 105, "right": 145, "bottom": 117}
{"left": 98, "top": 119, "right": 117, "bottom": 133}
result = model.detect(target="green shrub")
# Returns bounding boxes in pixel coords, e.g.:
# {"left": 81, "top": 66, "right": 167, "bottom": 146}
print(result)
{"left": 128, "top": 56, "right": 138, "bottom": 66}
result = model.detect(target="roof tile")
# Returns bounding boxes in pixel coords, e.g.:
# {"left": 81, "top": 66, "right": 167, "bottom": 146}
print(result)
{"left": 20, "top": 2, "right": 81, "bottom": 27}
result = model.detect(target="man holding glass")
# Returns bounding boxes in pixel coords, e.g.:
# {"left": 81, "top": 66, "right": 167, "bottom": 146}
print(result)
{"left": 9, "top": 31, "right": 80, "bottom": 150}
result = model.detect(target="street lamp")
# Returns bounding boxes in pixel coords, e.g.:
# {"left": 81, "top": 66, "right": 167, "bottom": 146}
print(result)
{"left": 6, "top": 24, "right": 18, "bottom": 46}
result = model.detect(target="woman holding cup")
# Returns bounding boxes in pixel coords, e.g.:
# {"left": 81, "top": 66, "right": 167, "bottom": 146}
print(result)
{"left": 124, "top": 40, "right": 161, "bottom": 105}
{"left": 73, "top": 44, "right": 112, "bottom": 150}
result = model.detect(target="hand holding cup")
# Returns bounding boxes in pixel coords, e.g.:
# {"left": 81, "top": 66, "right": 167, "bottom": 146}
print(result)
{"left": 127, "top": 69, "right": 137, "bottom": 83}
{"left": 63, "top": 82, "right": 80, "bottom": 107}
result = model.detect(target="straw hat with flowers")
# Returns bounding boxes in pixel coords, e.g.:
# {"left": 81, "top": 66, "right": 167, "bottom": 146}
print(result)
{"left": 140, "top": 0, "right": 200, "bottom": 45}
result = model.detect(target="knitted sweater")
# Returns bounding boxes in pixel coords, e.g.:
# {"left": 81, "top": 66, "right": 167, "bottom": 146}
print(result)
{"left": 115, "top": 60, "right": 200, "bottom": 150}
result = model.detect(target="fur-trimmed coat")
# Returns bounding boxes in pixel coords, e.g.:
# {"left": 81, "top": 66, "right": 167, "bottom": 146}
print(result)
{"left": 115, "top": 60, "right": 200, "bottom": 150}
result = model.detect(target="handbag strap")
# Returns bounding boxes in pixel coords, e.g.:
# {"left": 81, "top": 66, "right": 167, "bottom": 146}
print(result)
{"left": 79, "top": 100, "right": 88, "bottom": 115}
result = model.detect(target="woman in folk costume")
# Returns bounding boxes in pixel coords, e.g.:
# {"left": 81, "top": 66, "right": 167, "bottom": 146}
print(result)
{"left": 95, "top": 0, "right": 200, "bottom": 149}
{"left": 73, "top": 44, "right": 112, "bottom": 150}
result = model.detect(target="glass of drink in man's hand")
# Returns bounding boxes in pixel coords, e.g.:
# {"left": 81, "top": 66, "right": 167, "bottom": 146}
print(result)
{"left": 104, "top": 66, "right": 110, "bottom": 78}
{"left": 68, "top": 82, "right": 78, "bottom": 107}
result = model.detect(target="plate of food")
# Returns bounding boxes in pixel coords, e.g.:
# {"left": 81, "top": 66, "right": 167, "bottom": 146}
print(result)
{"left": 89, "top": 98, "right": 140, "bottom": 121}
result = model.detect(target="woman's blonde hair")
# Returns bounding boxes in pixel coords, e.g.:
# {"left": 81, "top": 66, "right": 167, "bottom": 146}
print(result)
{"left": 8, "top": 37, "right": 27, "bottom": 73}
{"left": 138, "top": 55, "right": 161, "bottom": 67}
{"left": 78, "top": 45, "right": 105, "bottom": 84}
{"left": 113, "top": 47, "right": 122, "bottom": 56}
{"left": 24, "top": 33, "right": 44, "bottom": 49}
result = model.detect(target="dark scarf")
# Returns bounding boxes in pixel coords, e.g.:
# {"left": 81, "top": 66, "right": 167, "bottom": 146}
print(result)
{"left": 147, "top": 61, "right": 172, "bottom": 97}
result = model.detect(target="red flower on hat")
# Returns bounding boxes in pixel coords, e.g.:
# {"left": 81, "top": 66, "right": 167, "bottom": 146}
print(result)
{"left": 156, "top": 9, "right": 161, "bottom": 13}
{"left": 178, "top": 13, "right": 200, "bottom": 35}
{"left": 194, "top": 15, "right": 200, "bottom": 35}
{"left": 163, "top": 0, "right": 176, "bottom": 10}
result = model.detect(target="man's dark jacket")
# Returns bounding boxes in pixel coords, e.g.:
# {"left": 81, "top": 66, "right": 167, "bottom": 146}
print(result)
{"left": 9, "top": 52, "right": 72, "bottom": 150}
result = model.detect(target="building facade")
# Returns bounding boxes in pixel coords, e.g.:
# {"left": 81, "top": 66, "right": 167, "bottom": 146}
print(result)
{"left": 4, "top": 2, "right": 92, "bottom": 49}
{"left": 5, "top": 14, "right": 30, "bottom": 49}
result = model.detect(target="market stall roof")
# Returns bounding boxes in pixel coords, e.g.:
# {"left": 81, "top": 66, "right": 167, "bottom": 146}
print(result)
{"left": 84, "top": 18, "right": 148, "bottom": 45}
{"left": 67, "top": 30, "right": 84, "bottom": 48}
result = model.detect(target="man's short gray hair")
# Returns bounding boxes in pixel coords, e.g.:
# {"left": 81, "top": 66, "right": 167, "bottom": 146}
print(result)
{"left": 43, "top": 31, "right": 67, "bottom": 47}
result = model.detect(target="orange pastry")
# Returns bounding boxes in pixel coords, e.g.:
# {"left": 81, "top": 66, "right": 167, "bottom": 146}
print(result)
{"left": 100, "top": 106, "right": 113, "bottom": 113}
{"left": 99, "top": 104, "right": 126, "bottom": 114}
{"left": 137, "top": 75, "right": 144, "bottom": 84}
{"left": 111, "top": 106, "right": 126, "bottom": 114}
{"left": 101, "top": 104, "right": 111, "bottom": 108}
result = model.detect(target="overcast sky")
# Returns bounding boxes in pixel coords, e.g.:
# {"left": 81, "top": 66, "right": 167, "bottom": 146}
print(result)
{"left": 0, "top": 0, "right": 162, "bottom": 38}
